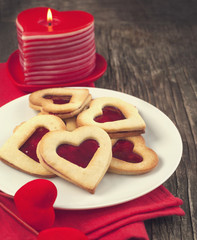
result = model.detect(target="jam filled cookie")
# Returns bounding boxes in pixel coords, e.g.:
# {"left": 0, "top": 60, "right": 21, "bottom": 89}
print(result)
{"left": 77, "top": 97, "right": 146, "bottom": 138}
{"left": 29, "top": 88, "right": 91, "bottom": 118}
{"left": 41, "top": 94, "right": 91, "bottom": 119}
{"left": 0, "top": 115, "right": 66, "bottom": 177}
{"left": 38, "top": 112, "right": 77, "bottom": 132}
{"left": 63, "top": 117, "right": 77, "bottom": 131}
{"left": 37, "top": 126, "right": 112, "bottom": 193}
{"left": 109, "top": 136, "right": 158, "bottom": 174}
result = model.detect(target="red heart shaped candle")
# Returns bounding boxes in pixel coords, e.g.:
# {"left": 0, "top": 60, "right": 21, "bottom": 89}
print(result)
{"left": 16, "top": 7, "right": 96, "bottom": 85}
{"left": 14, "top": 179, "right": 57, "bottom": 231}
{"left": 16, "top": 8, "right": 94, "bottom": 35}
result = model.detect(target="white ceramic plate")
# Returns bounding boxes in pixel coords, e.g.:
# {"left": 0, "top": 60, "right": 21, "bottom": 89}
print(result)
{"left": 0, "top": 87, "right": 182, "bottom": 209}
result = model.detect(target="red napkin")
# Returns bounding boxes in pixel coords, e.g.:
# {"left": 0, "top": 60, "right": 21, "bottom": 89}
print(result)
{"left": 0, "top": 186, "right": 184, "bottom": 240}
{"left": 54, "top": 186, "right": 184, "bottom": 239}
{"left": 0, "top": 63, "right": 24, "bottom": 106}
{"left": 0, "top": 62, "right": 185, "bottom": 240}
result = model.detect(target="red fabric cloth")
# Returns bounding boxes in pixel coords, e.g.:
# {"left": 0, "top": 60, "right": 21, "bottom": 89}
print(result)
{"left": 0, "top": 62, "right": 185, "bottom": 240}
{"left": 54, "top": 186, "right": 184, "bottom": 239}
{"left": 0, "top": 186, "right": 184, "bottom": 240}
{"left": 0, "top": 63, "right": 24, "bottom": 106}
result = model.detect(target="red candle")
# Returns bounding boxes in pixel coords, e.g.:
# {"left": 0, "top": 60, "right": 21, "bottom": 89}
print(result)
{"left": 16, "top": 7, "right": 96, "bottom": 85}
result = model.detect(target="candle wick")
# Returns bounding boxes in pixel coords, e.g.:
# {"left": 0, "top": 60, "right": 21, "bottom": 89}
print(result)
{"left": 48, "top": 22, "right": 52, "bottom": 26}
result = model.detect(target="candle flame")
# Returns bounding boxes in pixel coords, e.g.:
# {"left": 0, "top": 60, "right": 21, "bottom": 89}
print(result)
{"left": 47, "top": 8, "right": 53, "bottom": 24}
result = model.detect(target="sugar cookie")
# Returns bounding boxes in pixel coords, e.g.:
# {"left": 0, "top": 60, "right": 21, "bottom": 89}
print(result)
{"left": 37, "top": 126, "right": 112, "bottom": 193}
{"left": 63, "top": 117, "right": 77, "bottom": 131}
{"left": 109, "top": 136, "right": 158, "bottom": 174}
{"left": 29, "top": 88, "right": 91, "bottom": 118}
{"left": 77, "top": 97, "right": 146, "bottom": 138}
{"left": 0, "top": 115, "right": 66, "bottom": 177}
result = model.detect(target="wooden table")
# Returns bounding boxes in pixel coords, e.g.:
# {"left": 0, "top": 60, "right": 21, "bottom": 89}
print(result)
{"left": 0, "top": 0, "right": 196, "bottom": 239}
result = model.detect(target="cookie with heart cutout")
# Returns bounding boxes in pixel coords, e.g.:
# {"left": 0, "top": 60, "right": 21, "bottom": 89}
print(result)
{"left": 76, "top": 97, "right": 146, "bottom": 138}
{"left": 29, "top": 88, "right": 91, "bottom": 118}
{"left": 41, "top": 93, "right": 91, "bottom": 119}
{"left": 37, "top": 126, "right": 112, "bottom": 193}
{"left": 0, "top": 114, "right": 66, "bottom": 177}
{"left": 63, "top": 117, "right": 77, "bottom": 131}
{"left": 37, "top": 112, "right": 78, "bottom": 131}
{"left": 109, "top": 136, "right": 159, "bottom": 174}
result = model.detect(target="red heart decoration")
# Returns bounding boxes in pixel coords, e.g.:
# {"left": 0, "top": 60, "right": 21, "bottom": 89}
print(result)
{"left": 37, "top": 227, "right": 88, "bottom": 240}
{"left": 57, "top": 139, "right": 99, "bottom": 168}
{"left": 14, "top": 179, "right": 57, "bottom": 231}
{"left": 112, "top": 139, "right": 143, "bottom": 163}
{"left": 94, "top": 106, "right": 126, "bottom": 123}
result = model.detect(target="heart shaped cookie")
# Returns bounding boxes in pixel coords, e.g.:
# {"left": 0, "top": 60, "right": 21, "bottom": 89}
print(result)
{"left": 109, "top": 136, "right": 159, "bottom": 174}
{"left": 0, "top": 115, "right": 66, "bottom": 176}
{"left": 63, "top": 117, "right": 77, "bottom": 131}
{"left": 37, "top": 126, "right": 112, "bottom": 193}
{"left": 14, "top": 179, "right": 57, "bottom": 231}
{"left": 37, "top": 227, "right": 88, "bottom": 240}
{"left": 77, "top": 97, "right": 146, "bottom": 138}
{"left": 29, "top": 88, "right": 91, "bottom": 118}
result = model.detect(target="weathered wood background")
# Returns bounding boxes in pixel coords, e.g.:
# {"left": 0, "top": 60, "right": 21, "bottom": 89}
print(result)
{"left": 0, "top": 0, "right": 196, "bottom": 239}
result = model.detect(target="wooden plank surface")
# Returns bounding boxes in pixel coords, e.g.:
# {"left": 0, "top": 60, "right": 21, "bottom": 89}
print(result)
{"left": 0, "top": 0, "right": 196, "bottom": 239}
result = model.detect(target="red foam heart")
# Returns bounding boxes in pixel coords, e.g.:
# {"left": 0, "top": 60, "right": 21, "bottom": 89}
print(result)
{"left": 37, "top": 227, "right": 88, "bottom": 240}
{"left": 94, "top": 106, "right": 126, "bottom": 123}
{"left": 112, "top": 139, "right": 143, "bottom": 163}
{"left": 57, "top": 139, "right": 99, "bottom": 168}
{"left": 17, "top": 7, "right": 94, "bottom": 35}
{"left": 20, "top": 127, "right": 49, "bottom": 162}
{"left": 14, "top": 179, "right": 57, "bottom": 231}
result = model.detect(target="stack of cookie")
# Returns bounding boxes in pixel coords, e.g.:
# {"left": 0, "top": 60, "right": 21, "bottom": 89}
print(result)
{"left": 76, "top": 96, "right": 158, "bottom": 175}
{"left": 0, "top": 87, "right": 159, "bottom": 194}
{"left": 16, "top": 8, "right": 96, "bottom": 85}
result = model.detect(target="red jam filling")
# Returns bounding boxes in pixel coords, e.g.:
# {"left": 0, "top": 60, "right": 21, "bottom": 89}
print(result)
{"left": 56, "top": 139, "right": 99, "bottom": 168}
{"left": 112, "top": 139, "right": 143, "bottom": 163}
{"left": 19, "top": 127, "right": 49, "bottom": 162}
{"left": 43, "top": 95, "right": 71, "bottom": 104}
{"left": 94, "top": 106, "right": 126, "bottom": 123}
